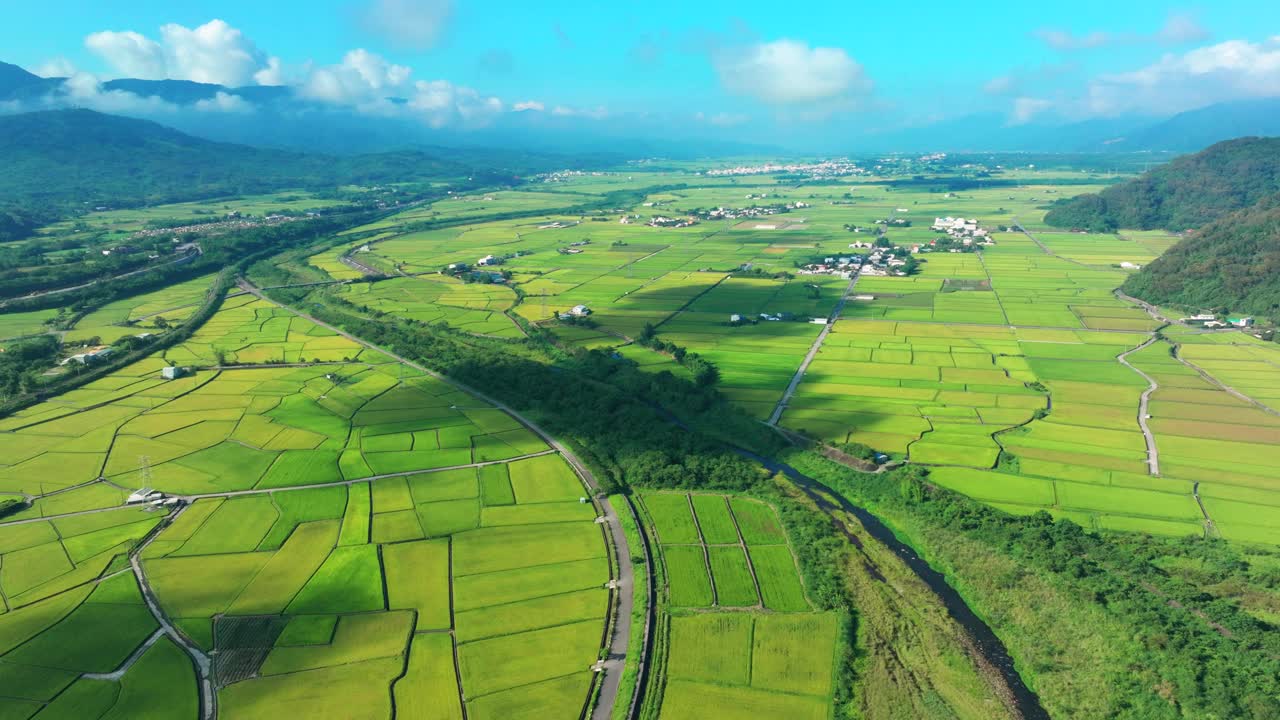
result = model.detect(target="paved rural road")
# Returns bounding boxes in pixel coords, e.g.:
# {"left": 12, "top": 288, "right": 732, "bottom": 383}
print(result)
{"left": 768, "top": 271, "right": 861, "bottom": 426}
{"left": 238, "top": 279, "right": 638, "bottom": 720}
{"left": 131, "top": 506, "right": 217, "bottom": 720}
{"left": 1116, "top": 336, "right": 1162, "bottom": 476}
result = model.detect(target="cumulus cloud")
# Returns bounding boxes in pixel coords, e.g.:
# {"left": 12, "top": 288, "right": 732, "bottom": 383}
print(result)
{"left": 301, "top": 49, "right": 412, "bottom": 106}
{"left": 85, "top": 19, "right": 282, "bottom": 87}
{"left": 59, "top": 72, "right": 177, "bottom": 114}
{"left": 194, "top": 91, "right": 256, "bottom": 113}
{"left": 714, "top": 39, "right": 870, "bottom": 106}
{"left": 363, "top": 0, "right": 453, "bottom": 49}
{"left": 85, "top": 30, "right": 166, "bottom": 78}
{"left": 1086, "top": 37, "right": 1280, "bottom": 114}
{"left": 408, "top": 80, "right": 503, "bottom": 127}
{"left": 254, "top": 57, "right": 286, "bottom": 86}
{"left": 513, "top": 100, "right": 545, "bottom": 112}
{"left": 34, "top": 57, "right": 77, "bottom": 78}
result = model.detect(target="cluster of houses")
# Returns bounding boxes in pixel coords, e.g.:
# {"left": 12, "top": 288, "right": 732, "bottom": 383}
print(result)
{"left": 647, "top": 216, "right": 698, "bottom": 229}
{"left": 703, "top": 160, "right": 865, "bottom": 179}
{"left": 129, "top": 213, "right": 302, "bottom": 242}
{"left": 931, "top": 217, "right": 992, "bottom": 244}
{"left": 799, "top": 256, "right": 861, "bottom": 279}
{"left": 692, "top": 201, "right": 811, "bottom": 222}
{"left": 1182, "top": 314, "right": 1254, "bottom": 328}
{"left": 859, "top": 250, "right": 911, "bottom": 277}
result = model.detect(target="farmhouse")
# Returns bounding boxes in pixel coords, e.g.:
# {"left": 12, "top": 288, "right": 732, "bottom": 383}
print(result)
{"left": 62, "top": 346, "right": 114, "bottom": 365}
{"left": 1229, "top": 317, "right": 1254, "bottom": 327}
{"left": 162, "top": 365, "right": 189, "bottom": 380}
{"left": 477, "top": 255, "right": 499, "bottom": 266}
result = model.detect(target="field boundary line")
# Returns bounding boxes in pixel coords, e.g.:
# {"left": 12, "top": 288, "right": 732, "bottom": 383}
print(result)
{"left": 684, "top": 494, "right": 717, "bottom": 607}
{"left": 82, "top": 627, "right": 166, "bottom": 681}
{"left": 724, "top": 496, "right": 764, "bottom": 608}
{"left": 1171, "top": 346, "right": 1280, "bottom": 417}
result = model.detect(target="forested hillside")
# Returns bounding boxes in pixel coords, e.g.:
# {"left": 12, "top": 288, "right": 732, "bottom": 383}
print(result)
{"left": 0, "top": 109, "right": 471, "bottom": 203}
{"left": 1044, "top": 137, "right": 1280, "bottom": 231}
{"left": 1122, "top": 196, "right": 1280, "bottom": 318}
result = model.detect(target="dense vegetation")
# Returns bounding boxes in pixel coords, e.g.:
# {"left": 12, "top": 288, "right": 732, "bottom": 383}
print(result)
{"left": 790, "top": 453, "right": 1280, "bottom": 719}
{"left": 1044, "top": 137, "right": 1280, "bottom": 231}
{"left": 1122, "top": 196, "right": 1280, "bottom": 318}
{"left": 282, "top": 292, "right": 780, "bottom": 494}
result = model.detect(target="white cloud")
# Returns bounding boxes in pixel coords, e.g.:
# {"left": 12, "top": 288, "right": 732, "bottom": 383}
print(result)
{"left": 1087, "top": 37, "right": 1280, "bottom": 115}
{"left": 34, "top": 57, "right": 77, "bottom": 78}
{"left": 714, "top": 39, "right": 870, "bottom": 105}
{"left": 513, "top": 100, "right": 545, "bottom": 112}
{"left": 85, "top": 19, "right": 282, "bottom": 87}
{"left": 85, "top": 30, "right": 166, "bottom": 78}
{"left": 301, "top": 49, "right": 412, "bottom": 105}
{"left": 194, "top": 91, "right": 255, "bottom": 113}
{"left": 363, "top": 0, "right": 453, "bottom": 49}
{"left": 408, "top": 80, "right": 503, "bottom": 127}
{"left": 254, "top": 57, "right": 286, "bottom": 86}
{"left": 59, "top": 72, "right": 177, "bottom": 114}
{"left": 1010, "top": 97, "right": 1053, "bottom": 124}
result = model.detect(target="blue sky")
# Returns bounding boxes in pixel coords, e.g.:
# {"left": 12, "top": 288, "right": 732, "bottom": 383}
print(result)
{"left": 5, "top": 0, "right": 1280, "bottom": 139}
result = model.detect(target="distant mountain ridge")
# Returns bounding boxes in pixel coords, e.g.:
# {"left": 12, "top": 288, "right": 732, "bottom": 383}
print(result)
{"left": 4, "top": 59, "right": 1280, "bottom": 155}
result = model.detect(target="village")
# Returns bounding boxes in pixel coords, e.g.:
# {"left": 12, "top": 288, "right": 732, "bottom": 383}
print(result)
{"left": 702, "top": 159, "right": 866, "bottom": 178}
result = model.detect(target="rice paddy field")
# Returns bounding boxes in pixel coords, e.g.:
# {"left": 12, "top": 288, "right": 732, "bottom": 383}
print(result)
{"left": 0, "top": 291, "right": 616, "bottom": 718}
{"left": 637, "top": 492, "right": 841, "bottom": 719}
{"left": 303, "top": 177, "right": 1280, "bottom": 547}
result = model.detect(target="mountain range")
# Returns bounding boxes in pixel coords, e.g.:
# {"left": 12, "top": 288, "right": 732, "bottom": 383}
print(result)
{"left": 4, "top": 60, "right": 1279, "bottom": 155}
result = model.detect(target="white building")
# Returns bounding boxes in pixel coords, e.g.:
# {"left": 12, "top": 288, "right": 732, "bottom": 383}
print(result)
{"left": 161, "top": 366, "right": 188, "bottom": 380}
{"left": 63, "top": 346, "right": 114, "bottom": 365}
{"left": 477, "top": 255, "right": 498, "bottom": 266}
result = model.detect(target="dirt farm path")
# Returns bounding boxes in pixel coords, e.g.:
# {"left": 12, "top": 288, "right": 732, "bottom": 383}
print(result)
{"left": 767, "top": 270, "right": 862, "bottom": 426}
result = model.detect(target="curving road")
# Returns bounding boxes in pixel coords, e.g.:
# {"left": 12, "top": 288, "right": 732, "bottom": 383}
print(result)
{"left": 1116, "top": 336, "right": 1161, "bottom": 476}
{"left": 237, "top": 279, "right": 638, "bottom": 720}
